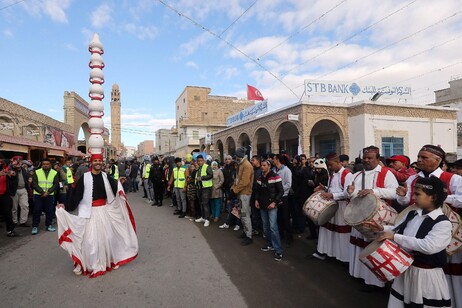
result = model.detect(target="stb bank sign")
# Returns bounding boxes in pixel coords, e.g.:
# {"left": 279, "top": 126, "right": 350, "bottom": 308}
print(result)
{"left": 305, "top": 80, "right": 412, "bottom": 98}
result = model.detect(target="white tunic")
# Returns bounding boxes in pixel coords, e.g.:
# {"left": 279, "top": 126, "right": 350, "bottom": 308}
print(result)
{"left": 397, "top": 168, "right": 462, "bottom": 307}
{"left": 384, "top": 208, "right": 452, "bottom": 308}
{"left": 348, "top": 165, "right": 398, "bottom": 287}
{"left": 56, "top": 175, "right": 139, "bottom": 277}
{"left": 317, "top": 167, "right": 353, "bottom": 262}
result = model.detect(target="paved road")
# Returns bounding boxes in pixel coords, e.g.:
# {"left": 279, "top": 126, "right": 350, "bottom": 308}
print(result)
{"left": 0, "top": 192, "right": 389, "bottom": 307}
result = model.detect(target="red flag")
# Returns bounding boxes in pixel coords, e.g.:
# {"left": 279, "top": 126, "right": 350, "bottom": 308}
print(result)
{"left": 247, "top": 84, "right": 264, "bottom": 101}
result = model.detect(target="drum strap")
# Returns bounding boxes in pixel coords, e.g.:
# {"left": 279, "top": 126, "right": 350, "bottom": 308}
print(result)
{"left": 392, "top": 210, "right": 417, "bottom": 234}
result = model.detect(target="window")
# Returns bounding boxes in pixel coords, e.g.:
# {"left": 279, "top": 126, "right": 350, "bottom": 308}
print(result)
{"left": 193, "top": 130, "right": 199, "bottom": 140}
{"left": 201, "top": 112, "right": 208, "bottom": 120}
{"left": 319, "top": 140, "right": 336, "bottom": 157}
{"left": 382, "top": 137, "right": 404, "bottom": 158}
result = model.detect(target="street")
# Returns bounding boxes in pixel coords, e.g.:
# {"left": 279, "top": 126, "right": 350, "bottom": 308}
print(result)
{"left": 0, "top": 193, "right": 389, "bottom": 307}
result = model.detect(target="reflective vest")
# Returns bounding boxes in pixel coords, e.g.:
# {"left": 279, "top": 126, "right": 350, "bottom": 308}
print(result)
{"left": 65, "top": 166, "right": 74, "bottom": 184}
{"left": 112, "top": 165, "right": 119, "bottom": 180}
{"left": 34, "top": 168, "right": 58, "bottom": 195}
{"left": 143, "top": 164, "right": 151, "bottom": 179}
{"left": 197, "top": 164, "right": 213, "bottom": 188}
{"left": 173, "top": 166, "right": 186, "bottom": 188}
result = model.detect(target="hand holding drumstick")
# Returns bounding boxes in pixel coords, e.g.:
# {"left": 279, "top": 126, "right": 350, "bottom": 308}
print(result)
{"left": 362, "top": 221, "right": 394, "bottom": 241}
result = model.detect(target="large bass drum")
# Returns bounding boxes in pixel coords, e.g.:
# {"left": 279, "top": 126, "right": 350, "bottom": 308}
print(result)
{"left": 344, "top": 194, "right": 397, "bottom": 240}
{"left": 303, "top": 191, "right": 338, "bottom": 226}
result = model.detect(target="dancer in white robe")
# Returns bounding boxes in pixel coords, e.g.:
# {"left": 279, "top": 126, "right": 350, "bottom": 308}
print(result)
{"left": 56, "top": 154, "right": 138, "bottom": 278}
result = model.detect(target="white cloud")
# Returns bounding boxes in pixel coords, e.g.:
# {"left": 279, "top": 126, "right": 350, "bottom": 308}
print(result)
{"left": 3, "top": 29, "right": 13, "bottom": 38}
{"left": 20, "top": 0, "right": 71, "bottom": 23}
{"left": 123, "top": 23, "right": 158, "bottom": 40}
{"left": 216, "top": 66, "right": 239, "bottom": 80}
{"left": 178, "top": 32, "right": 213, "bottom": 57}
{"left": 91, "top": 3, "right": 113, "bottom": 28}
{"left": 186, "top": 61, "right": 199, "bottom": 69}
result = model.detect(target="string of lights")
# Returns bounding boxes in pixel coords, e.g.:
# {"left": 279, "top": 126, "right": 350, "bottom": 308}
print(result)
{"left": 0, "top": 0, "right": 26, "bottom": 10}
{"left": 282, "top": 0, "right": 419, "bottom": 76}
{"left": 157, "top": 0, "right": 300, "bottom": 101}
{"left": 257, "top": 0, "right": 347, "bottom": 60}
{"left": 219, "top": 0, "right": 258, "bottom": 37}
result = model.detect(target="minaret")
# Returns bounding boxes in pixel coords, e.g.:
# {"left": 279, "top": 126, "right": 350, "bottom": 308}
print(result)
{"left": 110, "top": 83, "right": 121, "bottom": 151}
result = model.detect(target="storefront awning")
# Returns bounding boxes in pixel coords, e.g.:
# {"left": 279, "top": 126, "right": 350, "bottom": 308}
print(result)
{"left": 0, "top": 142, "right": 28, "bottom": 153}
{"left": 48, "top": 149, "right": 64, "bottom": 157}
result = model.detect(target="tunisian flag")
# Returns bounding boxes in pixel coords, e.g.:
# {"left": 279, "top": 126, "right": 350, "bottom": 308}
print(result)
{"left": 247, "top": 84, "right": 264, "bottom": 101}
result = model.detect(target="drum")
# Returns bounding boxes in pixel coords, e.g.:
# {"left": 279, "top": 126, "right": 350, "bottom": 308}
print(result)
{"left": 344, "top": 194, "right": 398, "bottom": 240}
{"left": 442, "top": 204, "right": 462, "bottom": 256}
{"left": 303, "top": 191, "right": 338, "bottom": 226}
{"left": 359, "top": 239, "right": 414, "bottom": 282}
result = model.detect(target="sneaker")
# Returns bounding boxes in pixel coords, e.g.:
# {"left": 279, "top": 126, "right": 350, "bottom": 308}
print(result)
{"left": 31, "top": 227, "right": 38, "bottom": 235}
{"left": 274, "top": 253, "right": 283, "bottom": 262}
{"left": 252, "top": 230, "right": 260, "bottom": 236}
{"left": 47, "top": 225, "right": 56, "bottom": 232}
{"left": 261, "top": 245, "right": 274, "bottom": 252}
{"left": 184, "top": 215, "right": 193, "bottom": 219}
{"left": 73, "top": 264, "right": 83, "bottom": 275}
{"left": 241, "top": 237, "right": 253, "bottom": 246}
{"left": 144, "top": 200, "right": 151, "bottom": 204}
{"left": 7, "top": 231, "right": 18, "bottom": 237}
{"left": 233, "top": 225, "right": 240, "bottom": 231}
{"left": 237, "top": 232, "right": 247, "bottom": 239}
{"left": 195, "top": 218, "right": 205, "bottom": 223}
{"left": 204, "top": 220, "right": 210, "bottom": 227}
{"left": 219, "top": 223, "right": 229, "bottom": 229}
{"left": 169, "top": 203, "right": 174, "bottom": 207}
{"left": 178, "top": 214, "right": 186, "bottom": 218}
{"left": 312, "top": 251, "right": 326, "bottom": 260}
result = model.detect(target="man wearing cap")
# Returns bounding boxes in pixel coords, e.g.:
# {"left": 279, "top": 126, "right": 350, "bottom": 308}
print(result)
{"left": 168, "top": 157, "right": 188, "bottom": 216}
{"left": 396, "top": 144, "right": 462, "bottom": 306}
{"left": 385, "top": 155, "right": 415, "bottom": 184}
{"left": 150, "top": 156, "right": 165, "bottom": 207}
{"left": 347, "top": 146, "right": 399, "bottom": 290}
{"left": 56, "top": 154, "right": 138, "bottom": 277}
{"left": 31, "top": 158, "right": 60, "bottom": 235}
{"left": 313, "top": 153, "right": 353, "bottom": 262}
{"left": 232, "top": 146, "right": 254, "bottom": 245}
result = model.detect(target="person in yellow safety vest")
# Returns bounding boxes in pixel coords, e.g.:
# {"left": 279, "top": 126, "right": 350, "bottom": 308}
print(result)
{"left": 168, "top": 157, "right": 188, "bottom": 217}
{"left": 31, "top": 158, "right": 59, "bottom": 235}
{"left": 142, "top": 157, "right": 154, "bottom": 202}
{"left": 63, "top": 158, "right": 74, "bottom": 204}
{"left": 109, "top": 159, "right": 119, "bottom": 180}
{"left": 194, "top": 155, "right": 213, "bottom": 227}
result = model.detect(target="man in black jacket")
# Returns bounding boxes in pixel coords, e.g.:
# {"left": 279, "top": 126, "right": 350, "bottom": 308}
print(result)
{"left": 12, "top": 159, "right": 31, "bottom": 227}
{"left": 149, "top": 156, "right": 165, "bottom": 206}
{"left": 255, "top": 160, "right": 284, "bottom": 261}
{"left": 0, "top": 155, "right": 18, "bottom": 237}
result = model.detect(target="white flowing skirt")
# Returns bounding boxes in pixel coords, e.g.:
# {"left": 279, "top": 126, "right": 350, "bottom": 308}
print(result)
{"left": 56, "top": 192, "right": 138, "bottom": 278}
{"left": 349, "top": 228, "right": 385, "bottom": 287}
{"left": 388, "top": 266, "right": 451, "bottom": 308}
{"left": 318, "top": 201, "right": 351, "bottom": 263}
{"left": 445, "top": 251, "right": 462, "bottom": 308}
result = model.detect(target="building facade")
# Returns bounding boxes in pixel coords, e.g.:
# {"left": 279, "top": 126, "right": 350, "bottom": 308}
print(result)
{"left": 155, "top": 128, "right": 177, "bottom": 156}
{"left": 200, "top": 100, "right": 457, "bottom": 163}
{"left": 431, "top": 77, "right": 462, "bottom": 157}
{"left": 137, "top": 140, "right": 155, "bottom": 157}
{"left": 175, "top": 86, "right": 253, "bottom": 157}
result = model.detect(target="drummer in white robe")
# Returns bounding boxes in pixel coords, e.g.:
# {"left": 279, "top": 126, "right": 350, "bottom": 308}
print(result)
{"left": 56, "top": 154, "right": 139, "bottom": 278}
{"left": 313, "top": 153, "right": 353, "bottom": 262}
{"left": 347, "top": 146, "right": 398, "bottom": 288}
{"left": 396, "top": 144, "right": 462, "bottom": 307}
{"left": 366, "top": 176, "right": 452, "bottom": 307}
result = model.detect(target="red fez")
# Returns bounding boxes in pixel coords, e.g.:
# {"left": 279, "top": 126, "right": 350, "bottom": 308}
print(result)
{"left": 325, "top": 153, "right": 339, "bottom": 161}
{"left": 386, "top": 155, "right": 408, "bottom": 167}
{"left": 90, "top": 154, "right": 104, "bottom": 161}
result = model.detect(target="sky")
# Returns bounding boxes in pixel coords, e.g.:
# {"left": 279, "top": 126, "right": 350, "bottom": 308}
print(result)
{"left": 0, "top": 0, "right": 461, "bottom": 147}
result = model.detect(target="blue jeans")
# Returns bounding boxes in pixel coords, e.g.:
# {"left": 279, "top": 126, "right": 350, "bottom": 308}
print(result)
{"left": 32, "top": 195, "right": 55, "bottom": 228}
{"left": 210, "top": 198, "right": 221, "bottom": 218}
{"left": 261, "top": 207, "right": 283, "bottom": 254}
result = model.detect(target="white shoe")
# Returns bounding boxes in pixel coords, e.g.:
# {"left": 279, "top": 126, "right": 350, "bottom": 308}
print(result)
{"left": 184, "top": 215, "right": 192, "bottom": 219}
{"left": 233, "top": 225, "right": 240, "bottom": 231}
{"left": 195, "top": 218, "right": 205, "bottom": 223}
{"left": 204, "top": 220, "right": 210, "bottom": 227}
{"left": 144, "top": 200, "right": 152, "bottom": 204}
{"left": 219, "top": 223, "right": 229, "bottom": 229}
{"left": 112, "top": 265, "right": 120, "bottom": 270}
{"left": 73, "top": 264, "right": 82, "bottom": 275}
